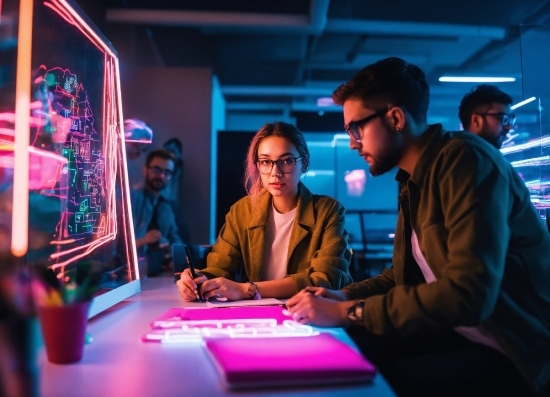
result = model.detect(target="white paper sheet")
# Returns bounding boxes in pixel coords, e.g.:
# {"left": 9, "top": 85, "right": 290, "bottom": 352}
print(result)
{"left": 205, "top": 298, "right": 284, "bottom": 308}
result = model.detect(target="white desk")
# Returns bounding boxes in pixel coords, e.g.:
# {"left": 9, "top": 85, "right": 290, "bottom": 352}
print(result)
{"left": 39, "top": 277, "right": 396, "bottom": 397}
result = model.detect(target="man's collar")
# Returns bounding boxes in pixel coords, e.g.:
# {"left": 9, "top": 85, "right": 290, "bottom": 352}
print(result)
{"left": 143, "top": 187, "right": 162, "bottom": 200}
{"left": 396, "top": 124, "right": 447, "bottom": 187}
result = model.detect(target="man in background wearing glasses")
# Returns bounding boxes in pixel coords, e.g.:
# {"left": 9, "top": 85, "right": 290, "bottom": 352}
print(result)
{"left": 458, "top": 84, "right": 514, "bottom": 149}
{"left": 131, "top": 149, "right": 183, "bottom": 277}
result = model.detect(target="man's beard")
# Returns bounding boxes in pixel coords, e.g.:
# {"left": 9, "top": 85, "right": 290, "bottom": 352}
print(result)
{"left": 146, "top": 178, "right": 166, "bottom": 192}
{"left": 369, "top": 155, "right": 399, "bottom": 176}
{"left": 487, "top": 133, "right": 505, "bottom": 149}
{"left": 369, "top": 143, "right": 402, "bottom": 177}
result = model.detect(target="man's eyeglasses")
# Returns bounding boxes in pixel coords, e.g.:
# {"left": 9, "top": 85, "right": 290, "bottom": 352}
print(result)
{"left": 256, "top": 157, "right": 302, "bottom": 174}
{"left": 147, "top": 166, "right": 174, "bottom": 177}
{"left": 344, "top": 110, "right": 387, "bottom": 142}
{"left": 477, "top": 112, "right": 516, "bottom": 127}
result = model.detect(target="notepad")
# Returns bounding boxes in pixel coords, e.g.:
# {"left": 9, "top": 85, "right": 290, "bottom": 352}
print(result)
{"left": 205, "top": 333, "right": 377, "bottom": 389}
{"left": 205, "top": 297, "right": 284, "bottom": 308}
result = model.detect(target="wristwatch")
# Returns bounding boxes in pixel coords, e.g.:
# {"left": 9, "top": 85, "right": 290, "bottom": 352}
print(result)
{"left": 247, "top": 281, "right": 261, "bottom": 300}
{"left": 347, "top": 300, "right": 365, "bottom": 322}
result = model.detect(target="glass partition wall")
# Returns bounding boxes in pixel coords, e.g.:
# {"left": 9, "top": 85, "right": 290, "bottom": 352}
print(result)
{"left": 501, "top": 25, "right": 550, "bottom": 227}
{"left": 0, "top": 0, "right": 140, "bottom": 318}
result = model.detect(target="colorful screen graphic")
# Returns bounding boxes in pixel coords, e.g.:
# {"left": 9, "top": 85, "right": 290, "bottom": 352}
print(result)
{"left": 0, "top": 0, "right": 139, "bottom": 316}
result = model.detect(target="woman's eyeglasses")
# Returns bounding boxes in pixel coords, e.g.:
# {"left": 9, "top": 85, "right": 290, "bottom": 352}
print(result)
{"left": 256, "top": 158, "right": 302, "bottom": 174}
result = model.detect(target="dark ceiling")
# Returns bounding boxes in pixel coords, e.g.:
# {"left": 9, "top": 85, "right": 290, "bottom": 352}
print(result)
{"left": 86, "top": 0, "right": 550, "bottom": 130}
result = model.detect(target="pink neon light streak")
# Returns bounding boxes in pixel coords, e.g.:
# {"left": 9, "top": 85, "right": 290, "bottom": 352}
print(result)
{"left": 27, "top": 0, "right": 138, "bottom": 278}
{"left": 0, "top": 0, "right": 138, "bottom": 276}
{"left": 114, "top": 57, "right": 139, "bottom": 278}
{"left": 143, "top": 319, "right": 317, "bottom": 343}
{"left": 44, "top": 0, "right": 118, "bottom": 58}
{"left": 12, "top": 0, "right": 34, "bottom": 257}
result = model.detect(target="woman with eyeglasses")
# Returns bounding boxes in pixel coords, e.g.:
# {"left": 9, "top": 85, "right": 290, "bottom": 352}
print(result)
{"left": 177, "top": 122, "right": 353, "bottom": 301}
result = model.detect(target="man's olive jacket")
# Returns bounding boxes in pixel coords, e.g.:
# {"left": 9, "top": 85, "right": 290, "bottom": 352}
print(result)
{"left": 343, "top": 124, "right": 550, "bottom": 396}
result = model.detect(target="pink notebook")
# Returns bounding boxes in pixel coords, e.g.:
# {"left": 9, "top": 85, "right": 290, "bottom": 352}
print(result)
{"left": 151, "top": 306, "right": 291, "bottom": 328}
{"left": 205, "top": 333, "right": 377, "bottom": 389}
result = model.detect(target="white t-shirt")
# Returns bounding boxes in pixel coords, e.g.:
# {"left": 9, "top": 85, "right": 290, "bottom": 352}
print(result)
{"left": 411, "top": 230, "right": 507, "bottom": 356}
{"left": 261, "top": 204, "right": 297, "bottom": 280}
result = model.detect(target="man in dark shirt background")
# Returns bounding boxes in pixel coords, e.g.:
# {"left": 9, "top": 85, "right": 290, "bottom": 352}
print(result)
{"left": 458, "top": 84, "right": 514, "bottom": 149}
{"left": 131, "top": 149, "right": 182, "bottom": 276}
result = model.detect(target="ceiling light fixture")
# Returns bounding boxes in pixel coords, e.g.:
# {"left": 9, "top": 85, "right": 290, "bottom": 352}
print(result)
{"left": 438, "top": 76, "right": 516, "bottom": 83}
{"left": 511, "top": 96, "right": 536, "bottom": 110}
{"left": 316, "top": 97, "right": 334, "bottom": 107}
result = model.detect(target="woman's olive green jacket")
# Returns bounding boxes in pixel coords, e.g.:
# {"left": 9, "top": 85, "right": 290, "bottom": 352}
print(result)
{"left": 200, "top": 183, "right": 353, "bottom": 291}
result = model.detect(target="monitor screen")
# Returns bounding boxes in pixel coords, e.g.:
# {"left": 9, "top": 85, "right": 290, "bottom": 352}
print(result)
{"left": 0, "top": 0, "right": 139, "bottom": 317}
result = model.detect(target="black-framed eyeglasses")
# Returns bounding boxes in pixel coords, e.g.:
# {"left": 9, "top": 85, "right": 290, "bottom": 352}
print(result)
{"left": 477, "top": 112, "right": 516, "bottom": 126}
{"left": 344, "top": 110, "right": 387, "bottom": 142}
{"left": 147, "top": 166, "right": 174, "bottom": 177}
{"left": 256, "top": 157, "right": 302, "bottom": 174}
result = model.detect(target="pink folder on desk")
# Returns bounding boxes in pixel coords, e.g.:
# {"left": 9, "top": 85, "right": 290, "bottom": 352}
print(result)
{"left": 152, "top": 306, "right": 291, "bottom": 328}
{"left": 205, "top": 333, "right": 377, "bottom": 390}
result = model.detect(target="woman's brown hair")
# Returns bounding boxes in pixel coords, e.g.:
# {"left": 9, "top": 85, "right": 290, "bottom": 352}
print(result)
{"left": 243, "top": 122, "right": 310, "bottom": 202}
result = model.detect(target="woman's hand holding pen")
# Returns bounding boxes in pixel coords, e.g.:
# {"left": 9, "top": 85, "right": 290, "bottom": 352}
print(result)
{"left": 200, "top": 278, "right": 248, "bottom": 301}
{"left": 176, "top": 268, "right": 207, "bottom": 302}
{"left": 284, "top": 288, "right": 351, "bottom": 327}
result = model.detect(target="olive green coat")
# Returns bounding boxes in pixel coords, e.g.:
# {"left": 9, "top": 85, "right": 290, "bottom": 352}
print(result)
{"left": 343, "top": 125, "right": 550, "bottom": 396}
{"left": 201, "top": 183, "right": 353, "bottom": 291}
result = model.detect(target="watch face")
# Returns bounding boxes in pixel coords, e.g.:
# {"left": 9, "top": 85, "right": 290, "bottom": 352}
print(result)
{"left": 347, "top": 301, "right": 364, "bottom": 321}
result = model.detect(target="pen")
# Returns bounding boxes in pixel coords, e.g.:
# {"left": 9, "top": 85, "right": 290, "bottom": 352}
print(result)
{"left": 184, "top": 245, "right": 205, "bottom": 302}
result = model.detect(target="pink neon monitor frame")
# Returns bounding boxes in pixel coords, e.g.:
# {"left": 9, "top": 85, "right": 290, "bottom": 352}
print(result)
{"left": 10, "top": 0, "right": 140, "bottom": 317}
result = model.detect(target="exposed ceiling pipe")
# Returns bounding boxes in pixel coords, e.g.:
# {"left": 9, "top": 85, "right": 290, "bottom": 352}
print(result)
{"left": 106, "top": 1, "right": 504, "bottom": 39}
{"left": 225, "top": 101, "right": 340, "bottom": 113}
{"left": 309, "top": 0, "right": 329, "bottom": 34}
{"left": 346, "top": 35, "right": 369, "bottom": 63}
{"left": 106, "top": 0, "right": 330, "bottom": 35}
{"left": 221, "top": 86, "right": 333, "bottom": 97}
{"left": 106, "top": 9, "right": 310, "bottom": 30}
{"left": 222, "top": 81, "right": 521, "bottom": 98}
{"left": 325, "top": 19, "right": 505, "bottom": 39}
{"left": 293, "top": 0, "right": 330, "bottom": 85}
{"left": 105, "top": 0, "right": 508, "bottom": 111}
{"left": 439, "top": 0, "right": 550, "bottom": 77}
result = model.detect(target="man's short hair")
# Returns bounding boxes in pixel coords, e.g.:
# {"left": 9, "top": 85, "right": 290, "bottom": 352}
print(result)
{"left": 145, "top": 149, "right": 176, "bottom": 167}
{"left": 332, "top": 57, "right": 430, "bottom": 124}
{"left": 458, "top": 84, "right": 512, "bottom": 130}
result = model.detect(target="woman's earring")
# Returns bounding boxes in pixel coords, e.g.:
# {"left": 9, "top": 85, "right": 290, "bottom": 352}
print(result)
{"left": 396, "top": 126, "right": 402, "bottom": 132}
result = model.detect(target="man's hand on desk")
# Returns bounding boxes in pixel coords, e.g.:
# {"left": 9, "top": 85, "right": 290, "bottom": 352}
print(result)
{"left": 301, "top": 286, "right": 350, "bottom": 301}
{"left": 285, "top": 290, "right": 353, "bottom": 327}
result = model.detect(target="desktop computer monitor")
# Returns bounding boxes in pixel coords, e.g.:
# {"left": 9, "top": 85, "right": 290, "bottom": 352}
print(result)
{"left": 0, "top": 0, "right": 140, "bottom": 317}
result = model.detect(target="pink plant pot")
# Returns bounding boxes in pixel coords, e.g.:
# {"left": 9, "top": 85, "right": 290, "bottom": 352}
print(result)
{"left": 38, "top": 301, "right": 89, "bottom": 364}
